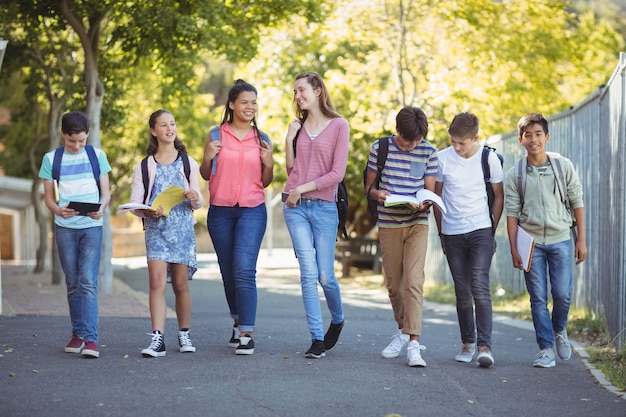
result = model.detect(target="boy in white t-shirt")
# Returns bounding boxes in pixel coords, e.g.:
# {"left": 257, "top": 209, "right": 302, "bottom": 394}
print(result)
{"left": 434, "top": 112, "right": 504, "bottom": 368}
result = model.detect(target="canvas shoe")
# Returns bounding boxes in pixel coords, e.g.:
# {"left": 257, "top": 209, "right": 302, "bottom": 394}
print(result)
{"left": 178, "top": 329, "right": 196, "bottom": 353}
{"left": 81, "top": 341, "right": 99, "bottom": 358}
{"left": 228, "top": 326, "right": 241, "bottom": 348}
{"left": 64, "top": 334, "right": 85, "bottom": 353}
{"left": 406, "top": 340, "right": 426, "bottom": 367}
{"left": 476, "top": 346, "right": 494, "bottom": 368}
{"left": 532, "top": 349, "right": 556, "bottom": 368}
{"left": 324, "top": 321, "right": 344, "bottom": 350}
{"left": 235, "top": 336, "right": 255, "bottom": 355}
{"left": 555, "top": 330, "right": 572, "bottom": 360}
{"left": 305, "top": 340, "right": 326, "bottom": 359}
{"left": 454, "top": 342, "right": 476, "bottom": 363}
{"left": 381, "top": 329, "right": 409, "bottom": 358}
{"left": 141, "top": 331, "right": 166, "bottom": 357}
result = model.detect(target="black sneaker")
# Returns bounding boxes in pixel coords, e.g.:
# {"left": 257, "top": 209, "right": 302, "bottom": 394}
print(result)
{"left": 235, "top": 336, "right": 255, "bottom": 355}
{"left": 178, "top": 329, "right": 196, "bottom": 353}
{"left": 141, "top": 330, "right": 166, "bottom": 357}
{"left": 305, "top": 339, "right": 326, "bottom": 359}
{"left": 228, "top": 326, "right": 241, "bottom": 348}
{"left": 324, "top": 321, "right": 344, "bottom": 350}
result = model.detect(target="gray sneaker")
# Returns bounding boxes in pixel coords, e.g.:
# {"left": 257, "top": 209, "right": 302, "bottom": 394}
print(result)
{"left": 476, "top": 346, "right": 494, "bottom": 368}
{"left": 532, "top": 349, "right": 556, "bottom": 368}
{"left": 555, "top": 330, "right": 572, "bottom": 360}
{"left": 455, "top": 343, "right": 476, "bottom": 363}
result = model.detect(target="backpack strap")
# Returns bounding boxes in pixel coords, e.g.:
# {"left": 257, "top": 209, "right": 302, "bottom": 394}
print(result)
{"left": 367, "top": 136, "right": 389, "bottom": 197}
{"left": 481, "top": 147, "right": 492, "bottom": 187}
{"left": 141, "top": 156, "right": 150, "bottom": 205}
{"left": 260, "top": 131, "right": 270, "bottom": 145}
{"left": 180, "top": 152, "right": 191, "bottom": 186}
{"left": 210, "top": 126, "right": 270, "bottom": 175}
{"left": 84, "top": 144, "right": 101, "bottom": 197}
{"left": 141, "top": 153, "right": 190, "bottom": 204}
{"left": 547, "top": 153, "right": 575, "bottom": 225}
{"left": 547, "top": 154, "right": 568, "bottom": 205}
{"left": 51, "top": 146, "right": 64, "bottom": 189}
{"left": 515, "top": 156, "right": 527, "bottom": 209}
{"left": 52, "top": 144, "right": 101, "bottom": 198}
{"left": 210, "top": 126, "right": 221, "bottom": 175}
{"left": 481, "top": 146, "right": 494, "bottom": 231}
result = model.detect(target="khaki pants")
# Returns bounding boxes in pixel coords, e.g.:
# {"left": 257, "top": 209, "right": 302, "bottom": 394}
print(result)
{"left": 378, "top": 224, "right": 429, "bottom": 336}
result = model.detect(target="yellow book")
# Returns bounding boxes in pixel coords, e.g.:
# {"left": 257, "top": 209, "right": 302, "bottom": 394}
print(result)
{"left": 118, "top": 186, "right": 186, "bottom": 216}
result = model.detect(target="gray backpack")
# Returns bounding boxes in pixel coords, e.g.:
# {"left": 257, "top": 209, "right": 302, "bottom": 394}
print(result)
{"left": 514, "top": 152, "right": 578, "bottom": 241}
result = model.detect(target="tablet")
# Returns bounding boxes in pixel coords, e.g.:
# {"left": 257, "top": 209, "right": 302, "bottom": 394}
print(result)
{"left": 67, "top": 201, "right": 101, "bottom": 216}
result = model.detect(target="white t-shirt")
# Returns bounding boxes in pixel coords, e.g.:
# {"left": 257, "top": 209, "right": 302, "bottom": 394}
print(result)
{"left": 436, "top": 145, "right": 504, "bottom": 235}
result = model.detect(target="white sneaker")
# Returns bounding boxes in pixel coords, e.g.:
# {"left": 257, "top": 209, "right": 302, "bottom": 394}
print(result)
{"left": 455, "top": 343, "right": 476, "bottom": 363}
{"left": 407, "top": 340, "right": 426, "bottom": 367}
{"left": 381, "top": 330, "right": 409, "bottom": 358}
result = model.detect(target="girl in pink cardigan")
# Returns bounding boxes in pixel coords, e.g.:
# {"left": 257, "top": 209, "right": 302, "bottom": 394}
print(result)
{"left": 283, "top": 72, "right": 349, "bottom": 359}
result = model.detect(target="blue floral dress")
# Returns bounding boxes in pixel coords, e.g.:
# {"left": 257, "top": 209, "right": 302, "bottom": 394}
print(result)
{"left": 145, "top": 156, "right": 197, "bottom": 281}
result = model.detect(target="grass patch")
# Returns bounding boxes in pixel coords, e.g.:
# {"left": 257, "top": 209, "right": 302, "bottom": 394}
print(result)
{"left": 567, "top": 311, "right": 626, "bottom": 391}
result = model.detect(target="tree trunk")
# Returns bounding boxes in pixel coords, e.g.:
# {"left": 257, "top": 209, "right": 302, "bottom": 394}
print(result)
{"left": 59, "top": 0, "right": 113, "bottom": 292}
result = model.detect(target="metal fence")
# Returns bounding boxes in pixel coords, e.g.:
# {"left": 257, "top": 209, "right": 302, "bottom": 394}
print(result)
{"left": 425, "top": 52, "right": 626, "bottom": 349}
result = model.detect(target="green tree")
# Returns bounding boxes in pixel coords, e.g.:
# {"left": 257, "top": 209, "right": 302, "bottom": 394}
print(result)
{"left": 0, "top": 0, "right": 327, "bottom": 286}
{"left": 236, "top": 0, "right": 623, "bottom": 235}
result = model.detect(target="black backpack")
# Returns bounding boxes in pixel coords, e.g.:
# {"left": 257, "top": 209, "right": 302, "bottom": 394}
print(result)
{"left": 292, "top": 121, "right": 349, "bottom": 240}
{"left": 141, "top": 152, "right": 191, "bottom": 205}
{"left": 481, "top": 145, "right": 504, "bottom": 233}
{"left": 140, "top": 152, "right": 191, "bottom": 229}
{"left": 363, "top": 136, "right": 390, "bottom": 223}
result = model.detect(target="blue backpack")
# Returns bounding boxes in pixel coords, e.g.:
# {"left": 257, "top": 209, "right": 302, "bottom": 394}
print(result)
{"left": 209, "top": 125, "right": 270, "bottom": 175}
{"left": 51, "top": 144, "right": 101, "bottom": 197}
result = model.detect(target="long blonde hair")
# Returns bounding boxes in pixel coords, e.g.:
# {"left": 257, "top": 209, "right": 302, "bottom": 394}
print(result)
{"left": 292, "top": 72, "right": 341, "bottom": 121}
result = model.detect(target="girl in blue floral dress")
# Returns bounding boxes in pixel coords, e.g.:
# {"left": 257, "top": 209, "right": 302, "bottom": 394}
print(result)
{"left": 129, "top": 109, "right": 204, "bottom": 357}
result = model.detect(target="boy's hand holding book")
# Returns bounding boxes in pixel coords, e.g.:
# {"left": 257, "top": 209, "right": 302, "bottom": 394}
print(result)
{"left": 384, "top": 189, "right": 446, "bottom": 214}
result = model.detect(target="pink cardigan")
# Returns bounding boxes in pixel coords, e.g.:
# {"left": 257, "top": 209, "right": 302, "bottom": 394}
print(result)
{"left": 129, "top": 154, "right": 203, "bottom": 217}
{"left": 285, "top": 117, "right": 349, "bottom": 202}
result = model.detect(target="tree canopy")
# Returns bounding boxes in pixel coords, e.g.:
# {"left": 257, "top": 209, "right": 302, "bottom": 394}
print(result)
{"left": 0, "top": 0, "right": 623, "bottom": 235}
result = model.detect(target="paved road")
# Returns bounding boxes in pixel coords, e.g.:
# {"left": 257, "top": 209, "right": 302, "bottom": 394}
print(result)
{"left": 1, "top": 250, "right": 624, "bottom": 417}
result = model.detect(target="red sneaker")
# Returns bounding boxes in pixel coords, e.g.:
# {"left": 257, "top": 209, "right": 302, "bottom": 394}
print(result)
{"left": 81, "top": 341, "right": 99, "bottom": 358}
{"left": 64, "top": 334, "right": 85, "bottom": 353}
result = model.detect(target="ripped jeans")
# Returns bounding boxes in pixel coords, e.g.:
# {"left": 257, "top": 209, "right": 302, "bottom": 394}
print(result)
{"left": 284, "top": 199, "right": 344, "bottom": 341}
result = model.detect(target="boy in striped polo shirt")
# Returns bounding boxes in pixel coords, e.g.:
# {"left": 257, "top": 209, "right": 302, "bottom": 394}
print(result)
{"left": 365, "top": 106, "right": 438, "bottom": 367}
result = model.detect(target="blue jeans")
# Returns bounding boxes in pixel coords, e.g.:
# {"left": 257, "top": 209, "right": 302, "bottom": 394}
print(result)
{"left": 283, "top": 199, "right": 344, "bottom": 341}
{"left": 442, "top": 228, "right": 494, "bottom": 348}
{"left": 207, "top": 203, "right": 267, "bottom": 333}
{"left": 524, "top": 239, "right": 572, "bottom": 350}
{"left": 55, "top": 225, "right": 102, "bottom": 343}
